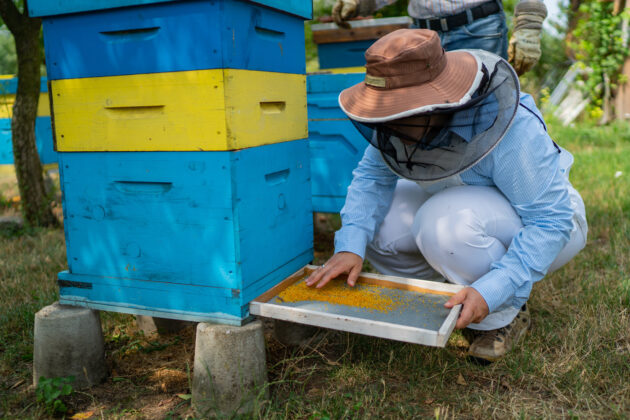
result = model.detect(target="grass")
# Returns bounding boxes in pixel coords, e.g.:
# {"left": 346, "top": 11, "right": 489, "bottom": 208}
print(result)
{"left": 1, "top": 119, "right": 629, "bottom": 419}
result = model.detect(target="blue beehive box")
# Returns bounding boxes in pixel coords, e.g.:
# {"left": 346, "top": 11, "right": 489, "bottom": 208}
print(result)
{"left": 307, "top": 71, "right": 368, "bottom": 213}
{"left": 311, "top": 17, "right": 411, "bottom": 70}
{"left": 57, "top": 140, "right": 313, "bottom": 324}
{"left": 41, "top": 0, "right": 307, "bottom": 80}
{"left": 0, "top": 77, "right": 57, "bottom": 166}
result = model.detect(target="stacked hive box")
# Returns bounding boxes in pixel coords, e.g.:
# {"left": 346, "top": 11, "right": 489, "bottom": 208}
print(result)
{"left": 30, "top": 0, "right": 314, "bottom": 325}
{"left": 0, "top": 76, "right": 57, "bottom": 167}
{"left": 308, "top": 17, "right": 410, "bottom": 212}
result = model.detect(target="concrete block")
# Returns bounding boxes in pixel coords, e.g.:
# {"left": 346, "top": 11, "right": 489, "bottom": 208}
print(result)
{"left": 273, "top": 319, "right": 320, "bottom": 347}
{"left": 33, "top": 302, "right": 106, "bottom": 389}
{"left": 135, "top": 315, "right": 194, "bottom": 335}
{"left": 0, "top": 214, "right": 23, "bottom": 234}
{"left": 192, "top": 320, "right": 268, "bottom": 416}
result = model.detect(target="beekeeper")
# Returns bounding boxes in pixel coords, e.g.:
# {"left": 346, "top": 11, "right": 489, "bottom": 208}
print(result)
{"left": 332, "top": 0, "right": 548, "bottom": 75}
{"left": 306, "top": 29, "right": 587, "bottom": 362}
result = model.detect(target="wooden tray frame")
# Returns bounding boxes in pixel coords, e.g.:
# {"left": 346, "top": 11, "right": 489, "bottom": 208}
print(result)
{"left": 250, "top": 265, "right": 464, "bottom": 347}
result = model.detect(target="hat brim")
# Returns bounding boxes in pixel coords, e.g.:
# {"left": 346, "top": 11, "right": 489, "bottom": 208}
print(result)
{"left": 339, "top": 51, "right": 481, "bottom": 123}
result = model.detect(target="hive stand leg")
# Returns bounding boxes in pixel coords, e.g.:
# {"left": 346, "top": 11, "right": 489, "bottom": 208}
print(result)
{"left": 135, "top": 315, "right": 193, "bottom": 335}
{"left": 192, "top": 320, "right": 268, "bottom": 416}
{"left": 33, "top": 302, "right": 107, "bottom": 389}
{"left": 273, "top": 319, "right": 320, "bottom": 347}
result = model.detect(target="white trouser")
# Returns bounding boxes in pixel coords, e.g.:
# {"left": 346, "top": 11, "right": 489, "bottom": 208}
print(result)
{"left": 365, "top": 180, "right": 588, "bottom": 330}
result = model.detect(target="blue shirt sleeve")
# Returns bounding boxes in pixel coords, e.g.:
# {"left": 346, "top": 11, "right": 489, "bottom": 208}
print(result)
{"left": 469, "top": 103, "right": 575, "bottom": 312}
{"left": 334, "top": 145, "right": 399, "bottom": 259}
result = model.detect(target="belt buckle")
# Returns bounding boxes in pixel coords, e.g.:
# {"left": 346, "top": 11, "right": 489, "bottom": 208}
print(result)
{"left": 440, "top": 18, "right": 448, "bottom": 31}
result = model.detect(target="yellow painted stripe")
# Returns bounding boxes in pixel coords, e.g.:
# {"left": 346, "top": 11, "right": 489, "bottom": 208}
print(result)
{"left": 0, "top": 164, "right": 15, "bottom": 174}
{"left": 52, "top": 69, "right": 307, "bottom": 152}
{"left": 0, "top": 93, "right": 51, "bottom": 118}
{"left": 0, "top": 162, "right": 57, "bottom": 174}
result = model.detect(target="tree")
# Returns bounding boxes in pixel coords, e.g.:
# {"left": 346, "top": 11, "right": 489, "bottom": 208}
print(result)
{"left": 0, "top": 0, "right": 57, "bottom": 227}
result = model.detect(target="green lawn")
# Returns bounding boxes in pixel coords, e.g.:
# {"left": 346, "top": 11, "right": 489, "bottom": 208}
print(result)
{"left": 1, "top": 120, "right": 629, "bottom": 419}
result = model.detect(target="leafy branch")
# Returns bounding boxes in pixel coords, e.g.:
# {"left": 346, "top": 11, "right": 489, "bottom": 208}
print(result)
{"left": 569, "top": 0, "right": 629, "bottom": 117}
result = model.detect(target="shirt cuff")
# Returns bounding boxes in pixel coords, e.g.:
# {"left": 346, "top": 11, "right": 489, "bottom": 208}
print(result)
{"left": 471, "top": 269, "right": 517, "bottom": 313}
{"left": 334, "top": 225, "right": 371, "bottom": 260}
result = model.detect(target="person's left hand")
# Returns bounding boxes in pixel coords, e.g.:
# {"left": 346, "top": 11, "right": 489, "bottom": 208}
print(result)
{"left": 508, "top": 27, "right": 543, "bottom": 75}
{"left": 507, "top": 0, "right": 547, "bottom": 75}
{"left": 444, "top": 287, "right": 489, "bottom": 329}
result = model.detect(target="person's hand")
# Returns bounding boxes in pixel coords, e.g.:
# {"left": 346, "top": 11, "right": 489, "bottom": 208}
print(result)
{"left": 508, "top": 28, "right": 542, "bottom": 75}
{"left": 444, "top": 287, "right": 490, "bottom": 329}
{"left": 305, "top": 251, "right": 363, "bottom": 288}
{"left": 508, "top": 0, "right": 547, "bottom": 75}
{"left": 332, "top": 0, "right": 359, "bottom": 29}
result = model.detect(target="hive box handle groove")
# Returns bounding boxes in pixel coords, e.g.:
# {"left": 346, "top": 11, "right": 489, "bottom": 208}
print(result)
{"left": 260, "top": 101, "right": 286, "bottom": 114}
{"left": 114, "top": 181, "right": 173, "bottom": 195}
{"left": 104, "top": 105, "right": 166, "bottom": 118}
{"left": 264, "top": 169, "right": 290, "bottom": 185}
{"left": 99, "top": 27, "right": 161, "bottom": 42}
{"left": 254, "top": 26, "right": 285, "bottom": 40}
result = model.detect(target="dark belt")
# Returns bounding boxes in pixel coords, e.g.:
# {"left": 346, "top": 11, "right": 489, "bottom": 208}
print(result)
{"left": 413, "top": 0, "right": 501, "bottom": 32}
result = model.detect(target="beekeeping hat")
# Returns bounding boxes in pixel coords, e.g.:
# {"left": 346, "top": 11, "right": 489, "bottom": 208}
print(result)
{"left": 339, "top": 29, "right": 519, "bottom": 181}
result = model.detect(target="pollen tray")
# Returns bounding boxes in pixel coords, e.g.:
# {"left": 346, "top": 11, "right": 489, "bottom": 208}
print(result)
{"left": 250, "top": 265, "right": 464, "bottom": 347}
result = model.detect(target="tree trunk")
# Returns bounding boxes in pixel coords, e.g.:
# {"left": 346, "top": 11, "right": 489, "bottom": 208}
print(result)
{"left": 10, "top": 15, "right": 58, "bottom": 226}
{"left": 564, "top": 0, "right": 585, "bottom": 60}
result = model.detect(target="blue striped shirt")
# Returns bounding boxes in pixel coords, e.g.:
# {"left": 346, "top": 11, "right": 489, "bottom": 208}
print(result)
{"left": 334, "top": 93, "right": 577, "bottom": 312}
{"left": 376, "top": 0, "right": 544, "bottom": 19}
{"left": 376, "top": 0, "right": 488, "bottom": 18}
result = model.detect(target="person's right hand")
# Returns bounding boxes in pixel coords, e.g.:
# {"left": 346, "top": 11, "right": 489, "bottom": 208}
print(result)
{"left": 332, "top": 0, "right": 359, "bottom": 29}
{"left": 305, "top": 251, "right": 363, "bottom": 289}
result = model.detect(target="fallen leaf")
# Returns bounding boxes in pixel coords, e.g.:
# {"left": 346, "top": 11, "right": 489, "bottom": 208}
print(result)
{"left": 424, "top": 398, "right": 434, "bottom": 404}
{"left": 70, "top": 411, "right": 95, "bottom": 419}
{"left": 457, "top": 373, "right": 467, "bottom": 386}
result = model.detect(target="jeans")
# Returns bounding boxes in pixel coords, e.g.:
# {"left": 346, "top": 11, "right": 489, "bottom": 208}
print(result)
{"left": 412, "top": 12, "right": 508, "bottom": 59}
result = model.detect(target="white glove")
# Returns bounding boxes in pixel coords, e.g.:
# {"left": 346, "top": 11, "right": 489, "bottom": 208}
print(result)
{"left": 332, "top": 0, "right": 377, "bottom": 29}
{"left": 508, "top": 0, "right": 548, "bottom": 75}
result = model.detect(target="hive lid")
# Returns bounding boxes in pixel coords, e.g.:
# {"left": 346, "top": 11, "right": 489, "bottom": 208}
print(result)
{"left": 311, "top": 16, "right": 413, "bottom": 44}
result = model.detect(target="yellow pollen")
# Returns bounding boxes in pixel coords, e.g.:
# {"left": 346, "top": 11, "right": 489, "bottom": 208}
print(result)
{"left": 277, "top": 279, "right": 396, "bottom": 312}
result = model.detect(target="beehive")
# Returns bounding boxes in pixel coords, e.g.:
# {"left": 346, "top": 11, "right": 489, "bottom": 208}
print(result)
{"left": 0, "top": 76, "right": 56, "bottom": 166}
{"left": 307, "top": 70, "right": 367, "bottom": 212}
{"left": 311, "top": 17, "right": 411, "bottom": 70}
{"left": 34, "top": 0, "right": 314, "bottom": 324}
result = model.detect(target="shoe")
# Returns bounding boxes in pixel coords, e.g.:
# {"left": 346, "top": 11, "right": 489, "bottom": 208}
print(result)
{"left": 467, "top": 304, "right": 531, "bottom": 363}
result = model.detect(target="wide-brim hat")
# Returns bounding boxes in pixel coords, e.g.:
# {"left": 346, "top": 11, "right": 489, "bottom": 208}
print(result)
{"left": 338, "top": 29, "right": 520, "bottom": 181}
{"left": 339, "top": 29, "right": 484, "bottom": 123}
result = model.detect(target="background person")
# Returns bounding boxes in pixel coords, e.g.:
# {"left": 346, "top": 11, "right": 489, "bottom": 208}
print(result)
{"left": 331, "top": 0, "right": 548, "bottom": 75}
{"left": 306, "top": 29, "right": 587, "bottom": 362}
